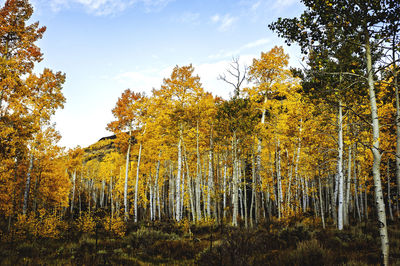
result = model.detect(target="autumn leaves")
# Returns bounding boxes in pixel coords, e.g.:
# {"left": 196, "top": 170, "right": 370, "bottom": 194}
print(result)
{"left": 0, "top": 0, "right": 68, "bottom": 227}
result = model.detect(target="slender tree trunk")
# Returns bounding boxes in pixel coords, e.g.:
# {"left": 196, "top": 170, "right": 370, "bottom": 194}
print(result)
{"left": 232, "top": 132, "right": 239, "bottom": 226}
{"left": 196, "top": 121, "right": 202, "bottom": 222}
{"left": 150, "top": 174, "right": 154, "bottom": 221}
{"left": 185, "top": 154, "right": 195, "bottom": 222}
{"left": 254, "top": 97, "right": 267, "bottom": 223}
{"left": 207, "top": 129, "right": 214, "bottom": 218}
{"left": 156, "top": 159, "right": 161, "bottom": 220}
{"left": 223, "top": 156, "right": 227, "bottom": 219}
{"left": 387, "top": 158, "right": 394, "bottom": 220}
{"left": 366, "top": 35, "right": 389, "bottom": 265}
{"left": 337, "top": 99, "right": 344, "bottom": 230}
{"left": 101, "top": 179, "right": 105, "bottom": 208}
{"left": 23, "top": 154, "right": 34, "bottom": 215}
{"left": 134, "top": 142, "right": 142, "bottom": 223}
{"left": 124, "top": 130, "right": 132, "bottom": 221}
{"left": 250, "top": 141, "right": 256, "bottom": 226}
{"left": 32, "top": 170, "right": 41, "bottom": 213}
{"left": 345, "top": 146, "right": 352, "bottom": 226}
{"left": 110, "top": 175, "right": 114, "bottom": 220}
{"left": 244, "top": 171, "right": 248, "bottom": 228}
{"left": 70, "top": 169, "right": 76, "bottom": 214}
{"left": 169, "top": 165, "right": 175, "bottom": 219}
{"left": 318, "top": 175, "right": 326, "bottom": 229}
{"left": 276, "top": 139, "right": 282, "bottom": 219}
{"left": 331, "top": 174, "right": 337, "bottom": 223}
{"left": 181, "top": 167, "right": 185, "bottom": 219}
{"left": 359, "top": 179, "right": 364, "bottom": 220}
{"left": 354, "top": 149, "right": 361, "bottom": 221}
{"left": 392, "top": 32, "right": 400, "bottom": 218}
{"left": 176, "top": 129, "right": 182, "bottom": 221}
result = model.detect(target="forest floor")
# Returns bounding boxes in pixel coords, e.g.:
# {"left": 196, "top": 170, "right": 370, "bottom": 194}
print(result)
{"left": 1, "top": 214, "right": 400, "bottom": 265}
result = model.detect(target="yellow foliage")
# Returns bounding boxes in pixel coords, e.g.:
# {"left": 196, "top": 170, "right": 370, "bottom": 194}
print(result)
{"left": 13, "top": 210, "right": 65, "bottom": 239}
{"left": 178, "top": 217, "right": 191, "bottom": 234}
{"left": 102, "top": 215, "right": 126, "bottom": 237}
{"left": 76, "top": 213, "right": 96, "bottom": 233}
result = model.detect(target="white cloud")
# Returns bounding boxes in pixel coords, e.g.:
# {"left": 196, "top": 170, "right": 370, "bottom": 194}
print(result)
{"left": 114, "top": 67, "right": 172, "bottom": 94}
{"left": 176, "top": 11, "right": 200, "bottom": 24}
{"left": 272, "top": 0, "right": 297, "bottom": 9}
{"left": 242, "top": 38, "right": 270, "bottom": 49}
{"left": 211, "top": 14, "right": 220, "bottom": 23}
{"left": 211, "top": 13, "right": 237, "bottom": 32}
{"left": 47, "top": 0, "right": 173, "bottom": 16}
{"left": 208, "top": 38, "right": 270, "bottom": 59}
{"left": 250, "top": 0, "right": 261, "bottom": 11}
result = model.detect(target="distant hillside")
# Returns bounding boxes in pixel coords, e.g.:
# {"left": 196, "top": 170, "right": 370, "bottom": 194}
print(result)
{"left": 83, "top": 135, "right": 117, "bottom": 162}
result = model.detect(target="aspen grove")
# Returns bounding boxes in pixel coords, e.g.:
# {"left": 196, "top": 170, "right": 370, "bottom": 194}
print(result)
{"left": 1, "top": 0, "right": 400, "bottom": 265}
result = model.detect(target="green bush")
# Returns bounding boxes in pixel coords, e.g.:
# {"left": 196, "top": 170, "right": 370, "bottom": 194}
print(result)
{"left": 275, "top": 239, "right": 334, "bottom": 266}
{"left": 128, "top": 227, "right": 179, "bottom": 250}
{"left": 148, "top": 239, "right": 197, "bottom": 260}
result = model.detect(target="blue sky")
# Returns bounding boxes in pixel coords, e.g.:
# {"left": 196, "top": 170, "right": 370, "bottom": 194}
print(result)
{"left": 22, "top": 0, "right": 305, "bottom": 148}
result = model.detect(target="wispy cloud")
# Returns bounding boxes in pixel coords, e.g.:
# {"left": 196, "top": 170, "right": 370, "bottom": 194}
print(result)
{"left": 242, "top": 38, "right": 270, "bottom": 49}
{"left": 272, "top": 0, "right": 298, "bottom": 9}
{"left": 208, "top": 38, "right": 270, "bottom": 59}
{"left": 175, "top": 11, "right": 200, "bottom": 24}
{"left": 211, "top": 13, "right": 237, "bottom": 32}
{"left": 47, "top": 0, "right": 173, "bottom": 16}
{"left": 114, "top": 67, "right": 172, "bottom": 94}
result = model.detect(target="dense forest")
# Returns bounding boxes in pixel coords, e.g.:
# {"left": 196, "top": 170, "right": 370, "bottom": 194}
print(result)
{"left": 1, "top": 0, "right": 400, "bottom": 265}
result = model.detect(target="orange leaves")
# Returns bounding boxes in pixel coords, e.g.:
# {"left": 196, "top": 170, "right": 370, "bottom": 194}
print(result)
{"left": 0, "top": 0, "right": 67, "bottom": 219}
{"left": 107, "top": 89, "right": 144, "bottom": 133}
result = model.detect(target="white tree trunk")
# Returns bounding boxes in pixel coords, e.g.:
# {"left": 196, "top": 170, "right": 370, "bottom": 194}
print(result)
{"left": 156, "top": 159, "right": 161, "bottom": 220}
{"left": 124, "top": 131, "right": 132, "bottom": 221}
{"left": 223, "top": 158, "right": 227, "bottom": 219}
{"left": 134, "top": 142, "right": 142, "bottom": 223}
{"left": 100, "top": 179, "right": 105, "bottom": 208}
{"left": 22, "top": 154, "right": 34, "bottom": 215}
{"left": 150, "top": 175, "right": 153, "bottom": 221}
{"left": 366, "top": 37, "right": 389, "bottom": 265}
{"left": 176, "top": 132, "right": 182, "bottom": 221}
{"left": 70, "top": 169, "right": 76, "bottom": 214}
{"left": 318, "top": 176, "right": 325, "bottom": 229}
{"left": 232, "top": 132, "right": 239, "bottom": 226}
{"left": 196, "top": 121, "right": 202, "bottom": 222}
{"left": 110, "top": 175, "right": 114, "bottom": 220}
{"left": 276, "top": 140, "right": 282, "bottom": 219}
{"left": 345, "top": 146, "right": 352, "bottom": 226}
{"left": 338, "top": 100, "right": 344, "bottom": 230}
{"left": 207, "top": 131, "right": 214, "bottom": 218}
{"left": 392, "top": 43, "right": 400, "bottom": 218}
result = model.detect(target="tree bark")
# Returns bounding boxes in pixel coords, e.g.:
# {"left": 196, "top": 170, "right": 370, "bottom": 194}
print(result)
{"left": 276, "top": 139, "right": 283, "bottom": 219}
{"left": 345, "top": 146, "right": 352, "bottom": 226}
{"left": 207, "top": 129, "right": 214, "bottom": 218}
{"left": 387, "top": 158, "right": 394, "bottom": 220}
{"left": 392, "top": 32, "right": 400, "bottom": 218}
{"left": 338, "top": 100, "right": 344, "bottom": 230}
{"left": 134, "top": 142, "right": 142, "bottom": 222}
{"left": 23, "top": 154, "right": 34, "bottom": 215}
{"left": 232, "top": 132, "right": 239, "bottom": 226}
{"left": 176, "top": 129, "right": 182, "bottom": 221}
{"left": 156, "top": 159, "right": 161, "bottom": 220}
{"left": 318, "top": 175, "right": 326, "bottom": 229}
{"left": 70, "top": 169, "right": 76, "bottom": 214}
{"left": 196, "top": 121, "right": 202, "bottom": 222}
{"left": 124, "top": 130, "right": 132, "bottom": 221}
{"left": 365, "top": 36, "right": 389, "bottom": 265}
